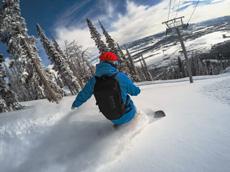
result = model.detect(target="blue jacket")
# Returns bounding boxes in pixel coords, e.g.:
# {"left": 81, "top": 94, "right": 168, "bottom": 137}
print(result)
{"left": 72, "top": 62, "right": 141, "bottom": 125}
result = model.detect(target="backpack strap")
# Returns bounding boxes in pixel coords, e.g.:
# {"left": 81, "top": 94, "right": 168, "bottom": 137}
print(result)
{"left": 111, "top": 72, "right": 119, "bottom": 78}
{"left": 95, "top": 72, "right": 119, "bottom": 80}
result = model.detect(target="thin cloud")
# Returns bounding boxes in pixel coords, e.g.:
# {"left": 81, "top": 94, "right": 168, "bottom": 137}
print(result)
{"left": 55, "top": 0, "right": 230, "bottom": 56}
{"left": 54, "top": 0, "right": 93, "bottom": 27}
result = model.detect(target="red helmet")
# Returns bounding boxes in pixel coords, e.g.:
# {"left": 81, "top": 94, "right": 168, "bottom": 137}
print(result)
{"left": 99, "top": 52, "right": 119, "bottom": 61}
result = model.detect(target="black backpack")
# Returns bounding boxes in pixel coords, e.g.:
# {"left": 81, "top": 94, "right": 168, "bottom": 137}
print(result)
{"left": 93, "top": 73, "right": 126, "bottom": 120}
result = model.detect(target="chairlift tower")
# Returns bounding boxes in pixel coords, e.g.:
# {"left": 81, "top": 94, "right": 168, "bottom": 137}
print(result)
{"left": 162, "top": 16, "right": 193, "bottom": 83}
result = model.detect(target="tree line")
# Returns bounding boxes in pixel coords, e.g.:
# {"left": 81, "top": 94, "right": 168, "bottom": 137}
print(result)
{"left": 0, "top": 0, "right": 153, "bottom": 113}
{"left": 149, "top": 41, "right": 230, "bottom": 80}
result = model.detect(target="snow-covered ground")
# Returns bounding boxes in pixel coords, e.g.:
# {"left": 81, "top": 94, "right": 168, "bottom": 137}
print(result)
{"left": 1, "top": 73, "right": 230, "bottom": 172}
{"left": 186, "top": 31, "right": 230, "bottom": 52}
{"left": 140, "top": 30, "right": 230, "bottom": 68}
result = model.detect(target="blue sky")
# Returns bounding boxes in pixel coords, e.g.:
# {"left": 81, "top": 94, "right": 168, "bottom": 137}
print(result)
{"left": 17, "top": 0, "right": 223, "bottom": 38}
{"left": 21, "top": 0, "right": 160, "bottom": 37}
{"left": 0, "top": 0, "right": 161, "bottom": 65}
{"left": 0, "top": 0, "right": 229, "bottom": 66}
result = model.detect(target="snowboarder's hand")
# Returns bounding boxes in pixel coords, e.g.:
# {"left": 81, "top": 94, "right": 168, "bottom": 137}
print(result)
{"left": 71, "top": 106, "right": 76, "bottom": 110}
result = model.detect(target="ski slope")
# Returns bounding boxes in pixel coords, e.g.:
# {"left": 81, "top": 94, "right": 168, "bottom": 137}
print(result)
{"left": 140, "top": 30, "right": 230, "bottom": 68}
{"left": 1, "top": 73, "right": 230, "bottom": 172}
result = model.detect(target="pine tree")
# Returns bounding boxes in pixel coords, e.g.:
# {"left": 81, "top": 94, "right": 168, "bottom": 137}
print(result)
{"left": 81, "top": 49, "right": 95, "bottom": 76}
{"left": 52, "top": 38, "right": 66, "bottom": 60}
{"left": 53, "top": 39, "right": 83, "bottom": 87}
{"left": 116, "top": 43, "right": 135, "bottom": 79}
{"left": 116, "top": 43, "right": 126, "bottom": 61}
{"left": 124, "top": 46, "right": 140, "bottom": 81}
{"left": 63, "top": 41, "right": 84, "bottom": 88}
{"left": 197, "top": 57, "right": 205, "bottom": 75}
{"left": 98, "top": 20, "right": 118, "bottom": 55}
{"left": 86, "top": 18, "right": 108, "bottom": 54}
{"left": 45, "top": 67, "right": 65, "bottom": 95}
{"left": 141, "top": 55, "right": 153, "bottom": 81}
{"left": 0, "top": 0, "right": 63, "bottom": 103}
{"left": 139, "top": 57, "right": 147, "bottom": 80}
{"left": 4, "top": 61, "right": 28, "bottom": 101}
{"left": 53, "top": 39, "right": 94, "bottom": 87}
{"left": 98, "top": 20, "right": 127, "bottom": 61}
{"left": 0, "top": 53, "right": 23, "bottom": 112}
{"left": 0, "top": 53, "right": 10, "bottom": 112}
{"left": 63, "top": 40, "right": 95, "bottom": 87}
{"left": 21, "top": 37, "right": 63, "bottom": 101}
{"left": 177, "top": 56, "right": 185, "bottom": 77}
{"left": 98, "top": 21, "right": 133, "bottom": 75}
{"left": 36, "top": 24, "right": 80, "bottom": 95}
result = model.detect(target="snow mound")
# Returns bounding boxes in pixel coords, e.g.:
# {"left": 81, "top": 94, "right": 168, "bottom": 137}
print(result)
{"left": 223, "top": 67, "right": 230, "bottom": 73}
{"left": 202, "top": 77, "right": 230, "bottom": 105}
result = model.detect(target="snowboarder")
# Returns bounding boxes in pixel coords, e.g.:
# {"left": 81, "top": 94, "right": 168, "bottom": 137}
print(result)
{"left": 71, "top": 51, "right": 140, "bottom": 126}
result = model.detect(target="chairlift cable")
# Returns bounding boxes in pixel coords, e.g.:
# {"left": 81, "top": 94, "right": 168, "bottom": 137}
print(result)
{"left": 174, "top": 0, "right": 181, "bottom": 18}
{"left": 168, "top": 0, "right": 172, "bottom": 20}
{"left": 187, "top": 0, "right": 200, "bottom": 24}
{"left": 172, "top": 0, "right": 177, "bottom": 17}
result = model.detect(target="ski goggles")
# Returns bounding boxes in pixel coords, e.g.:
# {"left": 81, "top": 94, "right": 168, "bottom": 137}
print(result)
{"left": 113, "top": 61, "right": 119, "bottom": 66}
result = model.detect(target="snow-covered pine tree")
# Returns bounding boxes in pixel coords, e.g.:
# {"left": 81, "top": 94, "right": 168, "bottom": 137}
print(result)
{"left": 53, "top": 39, "right": 83, "bottom": 88}
{"left": 124, "top": 46, "right": 140, "bottom": 82}
{"left": 116, "top": 43, "right": 126, "bottom": 61}
{"left": 63, "top": 41, "right": 84, "bottom": 88}
{"left": 0, "top": 0, "right": 32, "bottom": 99}
{"left": 86, "top": 18, "right": 108, "bottom": 54}
{"left": 45, "top": 67, "right": 65, "bottom": 95}
{"left": 177, "top": 56, "right": 185, "bottom": 78}
{"left": 0, "top": 53, "right": 23, "bottom": 112}
{"left": 139, "top": 57, "right": 147, "bottom": 80}
{"left": 98, "top": 20, "right": 118, "bottom": 55}
{"left": 115, "top": 42, "right": 133, "bottom": 75}
{"left": 36, "top": 24, "right": 80, "bottom": 95}
{"left": 63, "top": 40, "right": 95, "bottom": 87}
{"left": 23, "top": 34, "right": 64, "bottom": 101}
{"left": 81, "top": 49, "right": 95, "bottom": 76}
{"left": 52, "top": 38, "right": 66, "bottom": 60}
{"left": 197, "top": 57, "right": 205, "bottom": 75}
{"left": 4, "top": 61, "right": 28, "bottom": 101}
{"left": 0, "top": 0, "right": 63, "bottom": 103}
{"left": 53, "top": 38, "right": 94, "bottom": 87}
{"left": 0, "top": 98, "right": 8, "bottom": 113}
{"left": 141, "top": 55, "right": 153, "bottom": 81}
{"left": 97, "top": 21, "right": 134, "bottom": 77}
{"left": 0, "top": 53, "right": 9, "bottom": 112}
{"left": 190, "top": 56, "right": 197, "bottom": 76}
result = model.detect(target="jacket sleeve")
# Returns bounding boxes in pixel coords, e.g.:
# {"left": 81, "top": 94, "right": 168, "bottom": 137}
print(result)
{"left": 118, "top": 73, "right": 141, "bottom": 96}
{"left": 72, "top": 77, "right": 96, "bottom": 108}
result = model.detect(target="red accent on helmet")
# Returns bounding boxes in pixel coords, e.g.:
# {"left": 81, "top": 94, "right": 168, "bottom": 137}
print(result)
{"left": 99, "top": 52, "right": 119, "bottom": 61}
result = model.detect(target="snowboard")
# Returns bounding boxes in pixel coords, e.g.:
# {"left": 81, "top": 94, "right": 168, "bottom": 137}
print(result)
{"left": 113, "top": 109, "right": 166, "bottom": 130}
{"left": 114, "top": 109, "right": 166, "bottom": 140}
{"left": 152, "top": 110, "right": 166, "bottom": 118}
{"left": 143, "top": 109, "right": 166, "bottom": 119}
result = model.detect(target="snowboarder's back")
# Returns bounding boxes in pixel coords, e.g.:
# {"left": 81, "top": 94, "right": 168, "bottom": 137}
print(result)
{"left": 72, "top": 52, "right": 140, "bottom": 125}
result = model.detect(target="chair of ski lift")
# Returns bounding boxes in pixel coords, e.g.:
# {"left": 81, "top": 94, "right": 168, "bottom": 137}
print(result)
{"left": 182, "top": 23, "right": 189, "bottom": 29}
